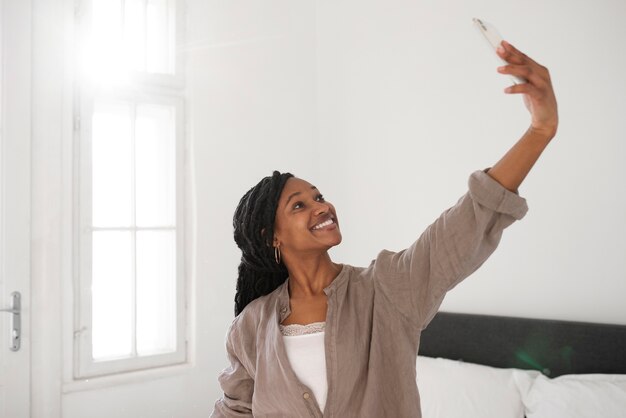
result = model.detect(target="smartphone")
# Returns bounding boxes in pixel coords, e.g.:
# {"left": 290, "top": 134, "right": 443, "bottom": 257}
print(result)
{"left": 473, "top": 18, "right": 526, "bottom": 85}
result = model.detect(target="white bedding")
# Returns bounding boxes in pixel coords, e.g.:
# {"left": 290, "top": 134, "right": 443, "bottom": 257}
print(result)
{"left": 416, "top": 356, "right": 626, "bottom": 418}
{"left": 416, "top": 356, "right": 537, "bottom": 418}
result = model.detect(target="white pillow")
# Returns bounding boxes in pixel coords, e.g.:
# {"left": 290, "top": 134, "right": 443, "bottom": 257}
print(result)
{"left": 416, "top": 355, "right": 539, "bottom": 418}
{"left": 523, "top": 373, "right": 626, "bottom": 418}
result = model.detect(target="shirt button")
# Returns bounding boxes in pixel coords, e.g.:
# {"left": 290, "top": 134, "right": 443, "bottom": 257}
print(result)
{"left": 280, "top": 307, "right": 287, "bottom": 313}
{"left": 303, "top": 392, "right": 310, "bottom": 400}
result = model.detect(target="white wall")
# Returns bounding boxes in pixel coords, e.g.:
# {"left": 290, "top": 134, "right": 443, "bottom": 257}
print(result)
{"left": 316, "top": 0, "right": 626, "bottom": 325}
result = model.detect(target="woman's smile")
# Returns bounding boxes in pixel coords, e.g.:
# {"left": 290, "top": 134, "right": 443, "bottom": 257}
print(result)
{"left": 311, "top": 215, "right": 338, "bottom": 232}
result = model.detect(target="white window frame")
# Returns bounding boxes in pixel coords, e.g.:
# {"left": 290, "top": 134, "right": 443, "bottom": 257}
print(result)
{"left": 73, "top": 0, "right": 188, "bottom": 379}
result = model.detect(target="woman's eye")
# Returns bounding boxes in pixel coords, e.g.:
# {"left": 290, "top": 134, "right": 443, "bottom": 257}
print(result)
{"left": 293, "top": 195, "right": 324, "bottom": 210}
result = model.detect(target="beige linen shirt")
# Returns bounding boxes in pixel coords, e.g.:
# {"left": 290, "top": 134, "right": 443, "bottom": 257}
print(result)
{"left": 212, "top": 168, "right": 528, "bottom": 418}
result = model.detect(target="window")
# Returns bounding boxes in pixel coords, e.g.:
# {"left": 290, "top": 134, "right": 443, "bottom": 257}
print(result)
{"left": 74, "top": 0, "right": 186, "bottom": 378}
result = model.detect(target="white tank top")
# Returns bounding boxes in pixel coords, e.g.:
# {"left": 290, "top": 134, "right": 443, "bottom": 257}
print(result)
{"left": 280, "top": 322, "right": 327, "bottom": 412}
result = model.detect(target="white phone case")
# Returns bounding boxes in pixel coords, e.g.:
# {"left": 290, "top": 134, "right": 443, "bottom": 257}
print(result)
{"left": 473, "top": 18, "right": 526, "bottom": 85}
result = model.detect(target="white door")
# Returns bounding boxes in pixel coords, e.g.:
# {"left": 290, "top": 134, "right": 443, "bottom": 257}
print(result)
{"left": 0, "top": 1, "right": 31, "bottom": 417}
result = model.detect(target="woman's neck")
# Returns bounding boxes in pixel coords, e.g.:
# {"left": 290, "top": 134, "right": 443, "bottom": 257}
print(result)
{"left": 285, "top": 253, "right": 342, "bottom": 299}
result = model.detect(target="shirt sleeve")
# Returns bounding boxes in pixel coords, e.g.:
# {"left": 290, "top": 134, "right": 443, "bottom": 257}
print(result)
{"left": 370, "top": 168, "right": 529, "bottom": 330}
{"left": 211, "top": 323, "right": 254, "bottom": 417}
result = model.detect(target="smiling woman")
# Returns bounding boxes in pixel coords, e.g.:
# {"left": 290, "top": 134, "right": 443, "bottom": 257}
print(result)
{"left": 212, "top": 39, "right": 558, "bottom": 418}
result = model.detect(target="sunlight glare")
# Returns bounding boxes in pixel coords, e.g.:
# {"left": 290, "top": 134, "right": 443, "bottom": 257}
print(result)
{"left": 79, "top": 0, "right": 174, "bottom": 88}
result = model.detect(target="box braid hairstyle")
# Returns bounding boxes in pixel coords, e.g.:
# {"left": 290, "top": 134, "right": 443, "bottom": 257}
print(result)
{"left": 233, "top": 170, "right": 294, "bottom": 316}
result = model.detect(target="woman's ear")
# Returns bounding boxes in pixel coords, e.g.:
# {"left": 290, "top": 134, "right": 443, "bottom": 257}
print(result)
{"left": 260, "top": 227, "right": 279, "bottom": 248}
{"left": 260, "top": 227, "right": 270, "bottom": 246}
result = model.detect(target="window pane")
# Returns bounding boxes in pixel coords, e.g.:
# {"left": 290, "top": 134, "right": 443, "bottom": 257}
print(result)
{"left": 92, "top": 231, "right": 133, "bottom": 360}
{"left": 146, "top": 0, "right": 173, "bottom": 73}
{"left": 88, "top": 0, "right": 175, "bottom": 76}
{"left": 124, "top": 0, "right": 146, "bottom": 72}
{"left": 92, "top": 102, "right": 133, "bottom": 227}
{"left": 136, "top": 230, "right": 177, "bottom": 355}
{"left": 89, "top": 0, "right": 125, "bottom": 81}
{"left": 135, "top": 104, "right": 176, "bottom": 227}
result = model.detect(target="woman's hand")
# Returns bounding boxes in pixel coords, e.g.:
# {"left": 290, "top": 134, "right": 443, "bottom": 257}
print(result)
{"left": 496, "top": 40, "right": 558, "bottom": 140}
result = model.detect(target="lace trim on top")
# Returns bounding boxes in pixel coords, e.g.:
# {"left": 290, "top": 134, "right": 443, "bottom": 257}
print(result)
{"left": 279, "top": 321, "right": 326, "bottom": 336}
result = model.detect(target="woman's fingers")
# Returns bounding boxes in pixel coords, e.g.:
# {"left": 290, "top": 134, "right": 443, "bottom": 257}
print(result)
{"left": 496, "top": 40, "right": 525, "bottom": 65}
{"left": 495, "top": 40, "right": 558, "bottom": 137}
{"left": 503, "top": 82, "right": 536, "bottom": 95}
{"left": 496, "top": 40, "right": 547, "bottom": 78}
{"left": 497, "top": 40, "right": 539, "bottom": 65}
{"left": 497, "top": 64, "right": 547, "bottom": 86}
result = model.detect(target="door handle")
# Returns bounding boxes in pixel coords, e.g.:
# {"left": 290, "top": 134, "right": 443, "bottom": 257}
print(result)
{"left": 0, "top": 292, "right": 21, "bottom": 351}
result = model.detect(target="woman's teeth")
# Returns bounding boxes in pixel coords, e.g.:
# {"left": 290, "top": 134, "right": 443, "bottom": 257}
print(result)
{"left": 312, "top": 219, "right": 334, "bottom": 230}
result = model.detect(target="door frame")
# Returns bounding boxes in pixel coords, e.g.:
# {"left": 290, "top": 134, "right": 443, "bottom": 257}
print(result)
{"left": 30, "top": 0, "right": 73, "bottom": 416}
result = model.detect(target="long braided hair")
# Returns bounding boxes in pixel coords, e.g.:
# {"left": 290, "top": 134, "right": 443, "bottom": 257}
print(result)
{"left": 233, "top": 170, "right": 294, "bottom": 316}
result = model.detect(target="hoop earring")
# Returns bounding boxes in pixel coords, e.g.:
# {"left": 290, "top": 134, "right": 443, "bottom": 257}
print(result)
{"left": 274, "top": 245, "right": 281, "bottom": 264}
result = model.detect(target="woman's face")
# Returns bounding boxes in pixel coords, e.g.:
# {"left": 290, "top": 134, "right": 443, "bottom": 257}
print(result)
{"left": 272, "top": 177, "right": 342, "bottom": 257}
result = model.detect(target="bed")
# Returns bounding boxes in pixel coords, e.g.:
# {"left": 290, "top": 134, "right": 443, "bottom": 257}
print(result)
{"left": 415, "top": 311, "right": 626, "bottom": 418}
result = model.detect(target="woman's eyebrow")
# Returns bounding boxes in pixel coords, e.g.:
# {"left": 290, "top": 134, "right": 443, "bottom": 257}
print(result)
{"left": 285, "top": 186, "right": 318, "bottom": 207}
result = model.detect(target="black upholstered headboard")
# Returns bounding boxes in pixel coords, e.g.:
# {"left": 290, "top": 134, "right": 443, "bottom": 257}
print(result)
{"left": 419, "top": 312, "right": 626, "bottom": 377}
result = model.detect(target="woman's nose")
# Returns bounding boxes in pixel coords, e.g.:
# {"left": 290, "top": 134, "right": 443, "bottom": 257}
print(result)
{"left": 313, "top": 201, "right": 330, "bottom": 214}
